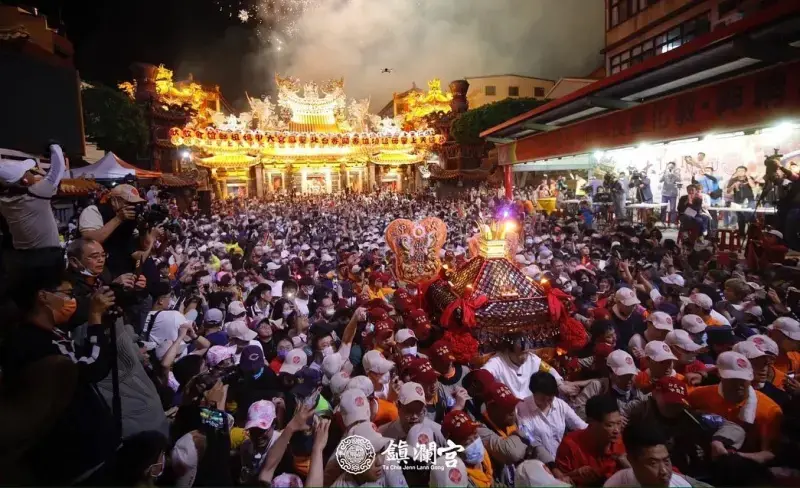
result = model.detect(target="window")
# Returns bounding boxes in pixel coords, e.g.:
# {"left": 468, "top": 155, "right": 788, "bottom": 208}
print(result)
{"left": 485, "top": 85, "right": 496, "bottom": 96}
{"left": 534, "top": 87, "right": 545, "bottom": 97}
{"left": 508, "top": 86, "right": 519, "bottom": 97}
{"left": 610, "top": 0, "right": 662, "bottom": 29}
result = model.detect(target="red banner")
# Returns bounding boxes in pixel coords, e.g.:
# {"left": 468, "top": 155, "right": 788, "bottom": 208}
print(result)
{"left": 505, "top": 60, "right": 800, "bottom": 164}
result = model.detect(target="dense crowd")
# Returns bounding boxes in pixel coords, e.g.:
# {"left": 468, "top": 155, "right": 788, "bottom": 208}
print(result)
{"left": 1, "top": 145, "right": 800, "bottom": 487}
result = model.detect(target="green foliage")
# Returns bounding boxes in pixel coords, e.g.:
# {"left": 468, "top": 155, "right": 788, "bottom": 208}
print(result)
{"left": 450, "top": 97, "right": 548, "bottom": 145}
{"left": 82, "top": 84, "right": 149, "bottom": 161}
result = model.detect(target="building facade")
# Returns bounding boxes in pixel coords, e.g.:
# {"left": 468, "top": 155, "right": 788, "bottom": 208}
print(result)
{"left": 465, "top": 75, "right": 554, "bottom": 109}
{"left": 605, "top": 0, "right": 777, "bottom": 76}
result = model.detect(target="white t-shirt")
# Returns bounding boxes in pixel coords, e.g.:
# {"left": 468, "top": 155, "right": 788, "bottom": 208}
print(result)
{"left": 78, "top": 205, "right": 105, "bottom": 232}
{"left": 516, "top": 396, "right": 588, "bottom": 458}
{"left": 604, "top": 468, "right": 691, "bottom": 487}
{"left": 145, "top": 310, "right": 190, "bottom": 360}
{"left": 482, "top": 352, "right": 563, "bottom": 400}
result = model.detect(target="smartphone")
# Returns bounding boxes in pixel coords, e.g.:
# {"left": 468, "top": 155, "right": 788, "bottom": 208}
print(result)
{"left": 199, "top": 407, "right": 226, "bottom": 431}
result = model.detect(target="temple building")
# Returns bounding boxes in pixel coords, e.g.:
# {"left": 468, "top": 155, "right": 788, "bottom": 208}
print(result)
{"left": 168, "top": 75, "right": 445, "bottom": 197}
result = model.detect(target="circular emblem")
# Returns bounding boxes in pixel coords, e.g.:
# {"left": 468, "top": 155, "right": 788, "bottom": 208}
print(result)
{"left": 416, "top": 386, "right": 424, "bottom": 396}
{"left": 666, "top": 317, "right": 673, "bottom": 324}
{"left": 335, "top": 435, "right": 375, "bottom": 475}
{"left": 736, "top": 358, "right": 747, "bottom": 368}
{"left": 341, "top": 371, "right": 350, "bottom": 378}
{"left": 752, "top": 337, "right": 764, "bottom": 345}
{"left": 418, "top": 433, "right": 430, "bottom": 444}
{"left": 449, "top": 468, "right": 462, "bottom": 483}
{"left": 248, "top": 352, "right": 260, "bottom": 361}
{"left": 625, "top": 357, "right": 634, "bottom": 365}
{"left": 292, "top": 356, "right": 300, "bottom": 364}
{"left": 663, "top": 344, "right": 671, "bottom": 353}
{"left": 355, "top": 396, "right": 365, "bottom": 407}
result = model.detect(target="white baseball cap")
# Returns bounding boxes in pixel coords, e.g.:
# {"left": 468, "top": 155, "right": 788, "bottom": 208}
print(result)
{"left": 346, "top": 375, "right": 375, "bottom": 397}
{"left": 395, "top": 328, "right": 416, "bottom": 344}
{"left": 0, "top": 158, "right": 36, "bottom": 184}
{"left": 330, "top": 371, "right": 351, "bottom": 397}
{"left": 661, "top": 273, "right": 685, "bottom": 287}
{"left": 615, "top": 287, "right": 640, "bottom": 306}
{"left": 680, "top": 293, "right": 713, "bottom": 311}
{"left": 746, "top": 334, "right": 779, "bottom": 356}
{"left": 322, "top": 352, "right": 344, "bottom": 379}
{"left": 665, "top": 329, "right": 704, "bottom": 352}
{"left": 406, "top": 423, "right": 436, "bottom": 452}
{"left": 716, "top": 351, "right": 753, "bottom": 381}
{"left": 227, "top": 301, "right": 246, "bottom": 316}
{"left": 430, "top": 456, "right": 468, "bottom": 488}
{"left": 339, "top": 388, "right": 371, "bottom": 427}
{"left": 732, "top": 341, "right": 769, "bottom": 360}
{"left": 766, "top": 229, "right": 784, "bottom": 239}
{"left": 398, "top": 381, "right": 426, "bottom": 405}
{"left": 648, "top": 311, "right": 674, "bottom": 331}
{"left": 227, "top": 320, "right": 257, "bottom": 342}
{"left": 645, "top": 340, "right": 678, "bottom": 362}
{"left": 349, "top": 421, "right": 392, "bottom": 453}
{"left": 279, "top": 348, "right": 308, "bottom": 374}
{"left": 362, "top": 350, "right": 394, "bottom": 375}
{"left": 606, "top": 350, "right": 638, "bottom": 376}
{"left": 681, "top": 314, "right": 707, "bottom": 334}
{"left": 768, "top": 317, "right": 800, "bottom": 341}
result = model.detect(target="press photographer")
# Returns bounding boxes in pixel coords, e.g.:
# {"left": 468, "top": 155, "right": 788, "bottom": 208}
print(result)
{"left": 78, "top": 184, "right": 162, "bottom": 277}
{"left": 628, "top": 169, "right": 653, "bottom": 204}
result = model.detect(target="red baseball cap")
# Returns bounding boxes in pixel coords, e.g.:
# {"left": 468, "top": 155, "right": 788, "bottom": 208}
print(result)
{"left": 430, "top": 339, "right": 456, "bottom": 364}
{"left": 441, "top": 410, "right": 479, "bottom": 445}
{"left": 654, "top": 376, "right": 689, "bottom": 405}
{"left": 369, "top": 307, "right": 389, "bottom": 322}
{"left": 374, "top": 319, "right": 395, "bottom": 341}
{"left": 406, "top": 358, "right": 439, "bottom": 385}
{"left": 486, "top": 382, "right": 520, "bottom": 412}
{"left": 462, "top": 369, "right": 497, "bottom": 397}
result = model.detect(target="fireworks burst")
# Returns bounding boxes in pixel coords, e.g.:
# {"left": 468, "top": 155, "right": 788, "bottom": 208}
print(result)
{"left": 216, "top": 0, "right": 323, "bottom": 38}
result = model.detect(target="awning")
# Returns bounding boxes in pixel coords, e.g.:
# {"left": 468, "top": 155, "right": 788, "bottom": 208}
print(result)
{"left": 70, "top": 152, "right": 162, "bottom": 179}
{"left": 511, "top": 154, "right": 594, "bottom": 172}
{"left": 482, "top": 1, "right": 800, "bottom": 164}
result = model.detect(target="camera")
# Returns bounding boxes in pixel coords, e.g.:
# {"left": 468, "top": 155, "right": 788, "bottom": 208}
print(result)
{"left": 135, "top": 203, "right": 170, "bottom": 231}
{"left": 109, "top": 280, "right": 146, "bottom": 310}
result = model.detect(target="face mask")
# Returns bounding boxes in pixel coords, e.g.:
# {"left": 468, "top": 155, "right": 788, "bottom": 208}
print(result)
{"left": 611, "top": 383, "right": 631, "bottom": 395}
{"left": 464, "top": 438, "right": 485, "bottom": 465}
{"left": 321, "top": 345, "right": 334, "bottom": 358}
{"left": 50, "top": 297, "right": 78, "bottom": 325}
{"left": 379, "top": 371, "right": 391, "bottom": 385}
{"left": 322, "top": 308, "right": 335, "bottom": 318}
{"left": 79, "top": 267, "right": 98, "bottom": 278}
{"left": 402, "top": 346, "right": 418, "bottom": 356}
{"left": 278, "top": 349, "right": 290, "bottom": 360}
{"left": 283, "top": 310, "right": 292, "bottom": 318}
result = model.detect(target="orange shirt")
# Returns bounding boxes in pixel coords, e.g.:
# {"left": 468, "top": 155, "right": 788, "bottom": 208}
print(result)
{"left": 556, "top": 429, "right": 626, "bottom": 485}
{"left": 773, "top": 351, "right": 800, "bottom": 375}
{"left": 372, "top": 398, "right": 399, "bottom": 426}
{"left": 687, "top": 385, "right": 783, "bottom": 452}
{"left": 769, "top": 366, "right": 787, "bottom": 391}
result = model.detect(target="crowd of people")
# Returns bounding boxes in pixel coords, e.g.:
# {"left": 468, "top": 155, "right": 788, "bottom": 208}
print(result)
{"left": 1, "top": 146, "right": 800, "bottom": 487}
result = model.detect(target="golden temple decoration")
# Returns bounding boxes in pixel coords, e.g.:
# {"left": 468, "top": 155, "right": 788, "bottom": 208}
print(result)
{"left": 402, "top": 79, "right": 453, "bottom": 125}
{"left": 385, "top": 217, "right": 447, "bottom": 284}
{"left": 477, "top": 218, "right": 517, "bottom": 259}
{"left": 118, "top": 81, "right": 136, "bottom": 99}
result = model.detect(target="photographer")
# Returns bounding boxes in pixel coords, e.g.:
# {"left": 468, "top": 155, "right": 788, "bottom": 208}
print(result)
{"left": 0, "top": 265, "right": 119, "bottom": 484}
{"left": 726, "top": 166, "right": 757, "bottom": 236}
{"left": 0, "top": 144, "right": 67, "bottom": 278}
{"left": 605, "top": 173, "right": 627, "bottom": 221}
{"left": 78, "top": 184, "right": 157, "bottom": 277}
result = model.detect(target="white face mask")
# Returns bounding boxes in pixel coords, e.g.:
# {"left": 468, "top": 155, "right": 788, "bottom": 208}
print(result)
{"left": 321, "top": 345, "right": 334, "bottom": 358}
{"left": 402, "top": 346, "right": 418, "bottom": 356}
{"left": 378, "top": 371, "right": 390, "bottom": 385}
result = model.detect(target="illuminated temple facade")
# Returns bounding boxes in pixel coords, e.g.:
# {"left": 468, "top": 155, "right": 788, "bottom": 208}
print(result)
{"left": 168, "top": 75, "right": 446, "bottom": 197}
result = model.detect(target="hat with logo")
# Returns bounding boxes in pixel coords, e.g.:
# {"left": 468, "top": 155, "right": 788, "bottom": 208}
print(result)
{"left": 430, "top": 339, "right": 456, "bottom": 364}
{"left": 362, "top": 350, "right": 394, "bottom": 375}
{"left": 654, "top": 376, "right": 689, "bottom": 405}
{"left": 227, "top": 301, "right": 247, "bottom": 317}
{"left": 239, "top": 345, "right": 265, "bottom": 373}
{"left": 680, "top": 293, "right": 713, "bottom": 311}
{"left": 768, "top": 317, "right": 800, "bottom": 341}
{"left": 746, "top": 334, "right": 779, "bottom": 356}
{"left": 606, "top": 350, "right": 638, "bottom": 376}
{"left": 648, "top": 311, "right": 674, "bottom": 331}
{"left": 441, "top": 410, "right": 479, "bottom": 445}
{"left": 665, "top": 329, "right": 704, "bottom": 352}
{"left": 245, "top": 400, "right": 277, "bottom": 430}
{"left": 398, "top": 381, "right": 427, "bottom": 405}
{"left": 430, "top": 456, "right": 468, "bottom": 488}
{"left": 373, "top": 319, "right": 395, "bottom": 341}
{"left": 462, "top": 369, "right": 497, "bottom": 397}
{"left": 347, "top": 375, "right": 376, "bottom": 397}
{"left": 349, "top": 421, "right": 392, "bottom": 454}
{"left": 279, "top": 348, "right": 308, "bottom": 374}
{"left": 732, "top": 341, "right": 769, "bottom": 360}
{"left": 615, "top": 287, "right": 640, "bottom": 306}
{"left": 645, "top": 340, "right": 678, "bottom": 362}
{"left": 227, "top": 320, "right": 257, "bottom": 342}
{"left": 330, "top": 371, "right": 351, "bottom": 397}
{"left": 206, "top": 345, "right": 237, "bottom": 368}
{"left": 272, "top": 474, "right": 304, "bottom": 488}
{"left": 406, "top": 358, "right": 439, "bottom": 385}
{"left": 485, "top": 382, "right": 520, "bottom": 413}
{"left": 395, "top": 328, "right": 416, "bottom": 344}
{"left": 292, "top": 366, "right": 323, "bottom": 398}
{"left": 109, "top": 184, "right": 146, "bottom": 203}
{"left": 322, "top": 352, "right": 344, "bottom": 379}
{"left": 716, "top": 351, "right": 753, "bottom": 381}
{"left": 0, "top": 158, "right": 36, "bottom": 184}
{"left": 339, "top": 388, "right": 371, "bottom": 427}
{"left": 661, "top": 273, "right": 686, "bottom": 287}
{"left": 406, "top": 423, "right": 436, "bottom": 452}
{"left": 680, "top": 314, "right": 707, "bottom": 334}
{"left": 368, "top": 307, "right": 389, "bottom": 322}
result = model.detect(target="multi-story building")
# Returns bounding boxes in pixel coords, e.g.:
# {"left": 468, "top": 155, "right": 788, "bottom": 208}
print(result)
{"left": 465, "top": 75, "right": 554, "bottom": 109}
{"left": 605, "top": 0, "right": 778, "bottom": 75}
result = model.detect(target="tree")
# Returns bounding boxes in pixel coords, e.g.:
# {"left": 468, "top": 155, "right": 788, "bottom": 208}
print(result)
{"left": 450, "top": 97, "right": 548, "bottom": 145}
{"left": 82, "top": 84, "right": 149, "bottom": 162}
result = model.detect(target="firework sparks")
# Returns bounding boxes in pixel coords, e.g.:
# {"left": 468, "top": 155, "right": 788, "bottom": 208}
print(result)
{"left": 216, "top": 0, "right": 322, "bottom": 38}
{"left": 238, "top": 9, "right": 250, "bottom": 22}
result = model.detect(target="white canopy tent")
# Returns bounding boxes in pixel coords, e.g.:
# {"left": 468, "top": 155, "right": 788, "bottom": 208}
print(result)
{"left": 70, "top": 152, "right": 161, "bottom": 179}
